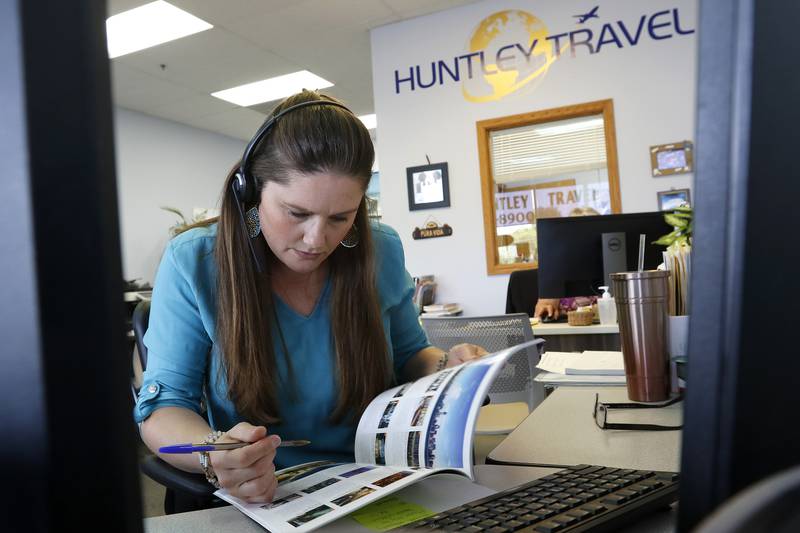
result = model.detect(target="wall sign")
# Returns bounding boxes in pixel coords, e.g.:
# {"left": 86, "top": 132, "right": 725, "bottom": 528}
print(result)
{"left": 495, "top": 190, "right": 534, "bottom": 227}
{"left": 412, "top": 221, "right": 453, "bottom": 240}
{"left": 392, "top": 7, "right": 695, "bottom": 102}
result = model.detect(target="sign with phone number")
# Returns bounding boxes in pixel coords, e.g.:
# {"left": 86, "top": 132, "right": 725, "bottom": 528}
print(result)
{"left": 495, "top": 191, "right": 534, "bottom": 227}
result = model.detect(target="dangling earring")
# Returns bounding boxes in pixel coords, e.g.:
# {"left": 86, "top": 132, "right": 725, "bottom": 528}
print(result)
{"left": 245, "top": 206, "right": 261, "bottom": 238}
{"left": 340, "top": 225, "right": 359, "bottom": 248}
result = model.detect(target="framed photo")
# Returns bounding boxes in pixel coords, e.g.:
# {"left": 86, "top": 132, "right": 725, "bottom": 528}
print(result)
{"left": 650, "top": 141, "right": 693, "bottom": 176}
{"left": 406, "top": 163, "right": 450, "bottom": 211}
{"left": 657, "top": 188, "right": 691, "bottom": 211}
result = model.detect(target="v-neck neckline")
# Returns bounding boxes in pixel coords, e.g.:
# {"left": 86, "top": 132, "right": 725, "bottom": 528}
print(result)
{"left": 273, "top": 275, "right": 331, "bottom": 319}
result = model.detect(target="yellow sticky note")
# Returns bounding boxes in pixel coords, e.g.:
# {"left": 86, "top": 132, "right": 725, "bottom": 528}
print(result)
{"left": 350, "top": 496, "right": 435, "bottom": 532}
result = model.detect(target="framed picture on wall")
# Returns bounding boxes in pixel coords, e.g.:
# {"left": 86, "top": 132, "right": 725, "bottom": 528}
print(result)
{"left": 657, "top": 188, "right": 691, "bottom": 211}
{"left": 650, "top": 141, "right": 693, "bottom": 176}
{"left": 406, "top": 163, "right": 450, "bottom": 211}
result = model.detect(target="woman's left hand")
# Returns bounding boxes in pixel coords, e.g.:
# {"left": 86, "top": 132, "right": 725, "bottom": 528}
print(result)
{"left": 446, "top": 343, "right": 489, "bottom": 367}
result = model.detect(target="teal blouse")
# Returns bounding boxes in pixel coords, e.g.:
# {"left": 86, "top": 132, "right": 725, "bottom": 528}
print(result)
{"left": 134, "top": 223, "right": 429, "bottom": 468}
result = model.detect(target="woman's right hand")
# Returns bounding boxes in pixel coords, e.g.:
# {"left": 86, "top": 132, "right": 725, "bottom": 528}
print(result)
{"left": 534, "top": 298, "right": 561, "bottom": 319}
{"left": 210, "top": 422, "right": 281, "bottom": 503}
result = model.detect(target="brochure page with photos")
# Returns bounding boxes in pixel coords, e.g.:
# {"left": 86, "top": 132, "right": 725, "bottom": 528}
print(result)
{"left": 216, "top": 339, "right": 543, "bottom": 532}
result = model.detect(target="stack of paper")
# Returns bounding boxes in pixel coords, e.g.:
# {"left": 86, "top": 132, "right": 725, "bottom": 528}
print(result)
{"left": 534, "top": 351, "right": 627, "bottom": 386}
{"left": 421, "top": 303, "right": 462, "bottom": 317}
{"left": 663, "top": 247, "right": 691, "bottom": 316}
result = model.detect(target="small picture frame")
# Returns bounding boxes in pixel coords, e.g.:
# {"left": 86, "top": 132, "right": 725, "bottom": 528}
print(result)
{"left": 657, "top": 188, "right": 691, "bottom": 211}
{"left": 406, "top": 163, "right": 450, "bottom": 211}
{"left": 650, "top": 141, "right": 693, "bottom": 176}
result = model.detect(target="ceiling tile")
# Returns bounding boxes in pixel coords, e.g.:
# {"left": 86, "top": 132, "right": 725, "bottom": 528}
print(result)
{"left": 181, "top": 107, "right": 266, "bottom": 141}
{"left": 113, "top": 26, "right": 298, "bottom": 93}
{"left": 382, "top": 0, "right": 481, "bottom": 19}
{"left": 112, "top": 63, "right": 199, "bottom": 111}
{"left": 148, "top": 94, "right": 238, "bottom": 123}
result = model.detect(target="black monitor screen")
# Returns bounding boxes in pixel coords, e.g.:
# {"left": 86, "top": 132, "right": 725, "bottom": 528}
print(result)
{"left": 537, "top": 212, "right": 672, "bottom": 298}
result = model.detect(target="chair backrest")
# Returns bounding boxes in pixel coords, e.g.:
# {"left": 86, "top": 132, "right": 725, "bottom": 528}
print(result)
{"left": 505, "top": 268, "right": 539, "bottom": 317}
{"left": 131, "top": 299, "right": 150, "bottom": 400}
{"left": 694, "top": 464, "right": 800, "bottom": 533}
{"left": 128, "top": 299, "right": 218, "bottom": 510}
{"left": 420, "top": 313, "right": 544, "bottom": 411}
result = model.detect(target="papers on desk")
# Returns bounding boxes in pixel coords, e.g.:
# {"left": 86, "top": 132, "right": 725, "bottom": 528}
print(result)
{"left": 535, "top": 351, "right": 626, "bottom": 386}
{"left": 538, "top": 351, "right": 624, "bottom": 375}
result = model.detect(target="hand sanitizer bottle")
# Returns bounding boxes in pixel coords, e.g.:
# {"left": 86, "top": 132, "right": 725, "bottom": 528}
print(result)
{"left": 598, "top": 286, "right": 617, "bottom": 325}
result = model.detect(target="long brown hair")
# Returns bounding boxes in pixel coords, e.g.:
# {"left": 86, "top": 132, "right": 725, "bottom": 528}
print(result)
{"left": 214, "top": 90, "right": 389, "bottom": 425}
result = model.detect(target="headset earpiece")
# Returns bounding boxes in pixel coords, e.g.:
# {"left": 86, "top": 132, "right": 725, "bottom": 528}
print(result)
{"left": 232, "top": 171, "right": 253, "bottom": 205}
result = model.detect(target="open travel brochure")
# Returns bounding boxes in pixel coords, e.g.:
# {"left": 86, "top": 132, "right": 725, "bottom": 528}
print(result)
{"left": 216, "top": 339, "right": 543, "bottom": 532}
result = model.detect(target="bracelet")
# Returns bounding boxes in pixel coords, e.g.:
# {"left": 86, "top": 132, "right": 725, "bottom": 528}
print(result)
{"left": 198, "top": 430, "right": 224, "bottom": 489}
{"left": 435, "top": 352, "right": 449, "bottom": 372}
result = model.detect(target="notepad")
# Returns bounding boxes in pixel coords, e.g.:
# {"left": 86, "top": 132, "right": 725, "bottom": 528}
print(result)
{"left": 537, "top": 351, "right": 625, "bottom": 376}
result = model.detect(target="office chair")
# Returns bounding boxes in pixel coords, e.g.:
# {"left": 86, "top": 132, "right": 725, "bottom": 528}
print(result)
{"left": 505, "top": 268, "right": 539, "bottom": 317}
{"left": 131, "top": 300, "right": 222, "bottom": 514}
{"left": 694, "top": 464, "right": 800, "bottom": 533}
{"left": 420, "top": 313, "right": 544, "bottom": 434}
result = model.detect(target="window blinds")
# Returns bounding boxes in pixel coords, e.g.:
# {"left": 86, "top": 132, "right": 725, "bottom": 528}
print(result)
{"left": 490, "top": 116, "right": 607, "bottom": 183}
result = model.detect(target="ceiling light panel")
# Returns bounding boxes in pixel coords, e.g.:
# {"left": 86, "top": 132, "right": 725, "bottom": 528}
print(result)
{"left": 211, "top": 71, "right": 334, "bottom": 107}
{"left": 107, "top": 1, "right": 213, "bottom": 59}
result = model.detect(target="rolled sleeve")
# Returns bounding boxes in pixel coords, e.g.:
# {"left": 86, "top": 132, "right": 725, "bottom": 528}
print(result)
{"left": 133, "top": 238, "right": 212, "bottom": 423}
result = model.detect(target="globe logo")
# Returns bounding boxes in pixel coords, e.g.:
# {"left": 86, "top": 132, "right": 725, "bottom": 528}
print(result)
{"left": 463, "top": 10, "right": 558, "bottom": 103}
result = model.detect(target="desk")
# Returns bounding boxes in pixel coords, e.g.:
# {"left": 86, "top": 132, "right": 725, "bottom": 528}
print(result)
{"left": 143, "top": 466, "right": 556, "bottom": 533}
{"left": 488, "top": 386, "right": 682, "bottom": 472}
{"left": 144, "top": 387, "right": 680, "bottom": 532}
{"left": 532, "top": 321, "right": 620, "bottom": 352}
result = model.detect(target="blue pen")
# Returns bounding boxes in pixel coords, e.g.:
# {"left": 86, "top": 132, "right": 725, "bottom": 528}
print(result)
{"left": 159, "top": 439, "right": 311, "bottom": 454}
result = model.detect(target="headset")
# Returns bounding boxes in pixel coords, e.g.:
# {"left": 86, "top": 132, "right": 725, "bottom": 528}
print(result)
{"left": 232, "top": 99, "right": 352, "bottom": 206}
{"left": 230, "top": 99, "right": 353, "bottom": 273}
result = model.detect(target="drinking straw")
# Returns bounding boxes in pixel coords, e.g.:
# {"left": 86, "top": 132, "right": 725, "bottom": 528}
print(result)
{"left": 638, "top": 234, "right": 646, "bottom": 271}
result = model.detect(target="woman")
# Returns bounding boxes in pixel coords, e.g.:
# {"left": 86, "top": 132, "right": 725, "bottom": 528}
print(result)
{"left": 134, "top": 90, "right": 485, "bottom": 504}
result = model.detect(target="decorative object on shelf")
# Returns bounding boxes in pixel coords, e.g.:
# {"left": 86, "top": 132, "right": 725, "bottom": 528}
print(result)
{"left": 650, "top": 141, "right": 693, "bottom": 176}
{"left": 657, "top": 188, "right": 691, "bottom": 211}
{"left": 567, "top": 308, "right": 595, "bottom": 326}
{"left": 412, "top": 219, "right": 453, "bottom": 240}
{"left": 406, "top": 162, "right": 450, "bottom": 210}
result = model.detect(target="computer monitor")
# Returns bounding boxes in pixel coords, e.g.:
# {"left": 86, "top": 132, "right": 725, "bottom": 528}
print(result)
{"left": 536, "top": 212, "right": 673, "bottom": 299}
{"left": 678, "top": 1, "right": 800, "bottom": 530}
{"left": 1, "top": 3, "right": 143, "bottom": 531}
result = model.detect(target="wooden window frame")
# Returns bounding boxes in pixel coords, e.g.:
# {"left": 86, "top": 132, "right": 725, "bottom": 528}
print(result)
{"left": 476, "top": 99, "right": 622, "bottom": 275}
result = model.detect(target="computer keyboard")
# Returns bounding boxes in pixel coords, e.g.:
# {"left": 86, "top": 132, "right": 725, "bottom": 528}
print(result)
{"left": 398, "top": 464, "right": 678, "bottom": 532}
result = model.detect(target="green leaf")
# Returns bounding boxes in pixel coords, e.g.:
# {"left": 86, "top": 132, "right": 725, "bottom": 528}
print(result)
{"left": 664, "top": 214, "right": 688, "bottom": 228}
{"left": 653, "top": 230, "right": 681, "bottom": 246}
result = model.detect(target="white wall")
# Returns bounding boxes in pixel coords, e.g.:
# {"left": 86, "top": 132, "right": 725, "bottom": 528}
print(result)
{"left": 371, "top": 0, "right": 697, "bottom": 315}
{"left": 114, "top": 108, "right": 243, "bottom": 283}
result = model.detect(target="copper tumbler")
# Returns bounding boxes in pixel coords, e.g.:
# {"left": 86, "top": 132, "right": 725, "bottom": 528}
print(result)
{"left": 611, "top": 270, "right": 670, "bottom": 402}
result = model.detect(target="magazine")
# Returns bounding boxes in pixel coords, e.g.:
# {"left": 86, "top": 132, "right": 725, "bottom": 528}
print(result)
{"left": 216, "top": 339, "right": 543, "bottom": 532}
